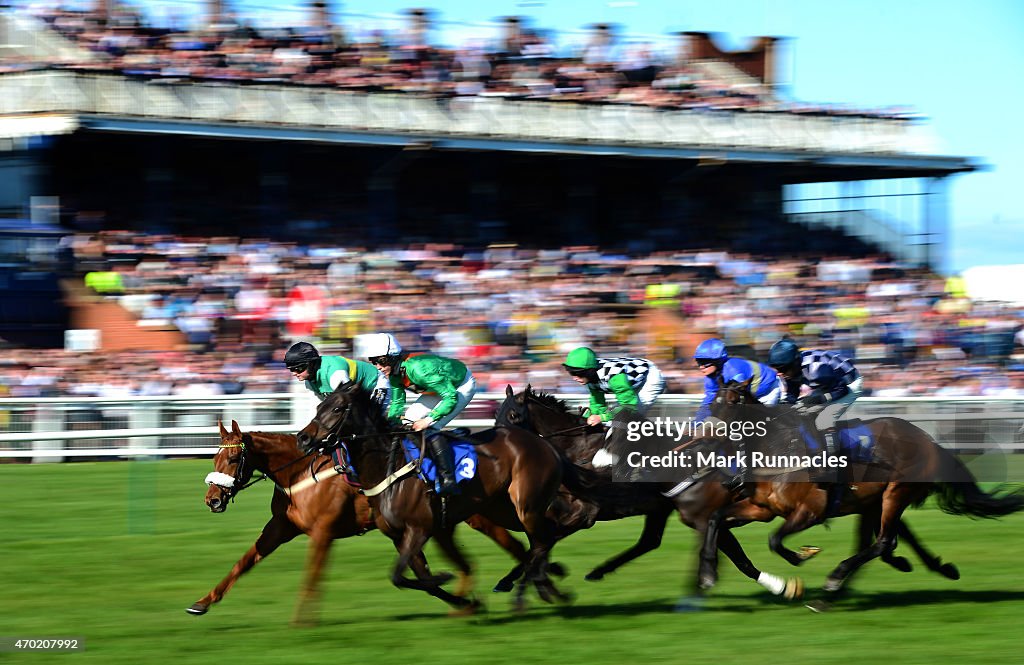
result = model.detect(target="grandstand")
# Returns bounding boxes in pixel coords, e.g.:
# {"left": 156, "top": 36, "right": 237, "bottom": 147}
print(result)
{"left": 2, "top": 2, "right": 1015, "bottom": 402}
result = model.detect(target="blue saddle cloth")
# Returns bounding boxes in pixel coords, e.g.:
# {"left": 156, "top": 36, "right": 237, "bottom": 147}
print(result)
{"left": 402, "top": 437, "right": 478, "bottom": 485}
{"left": 799, "top": 420, "right": 875, "bottom": 464}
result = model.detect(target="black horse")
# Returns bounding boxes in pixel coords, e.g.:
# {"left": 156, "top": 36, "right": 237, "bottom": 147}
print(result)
{"left": 495, "top": 385, "right": 806, "bottom": 602}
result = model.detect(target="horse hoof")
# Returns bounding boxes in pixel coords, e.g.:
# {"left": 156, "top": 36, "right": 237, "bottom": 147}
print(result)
{"left": 889, "top": 556, "right": 913, "bottom": 573}
{"left": 799, "top": 546, "right": 822, "bottom": 561}
{"left": 698, "top": 575, "right": 717, "bottom": 591}
{"left": 492, "top": 579, "right": 515, "bottom": 593}
{"left": 185, "top": 604, "right": 208, "bottom": 616}
{"left": 823, "top": 577, "right": 845, "bottom": 593}
{"left": 783, "top": 577, "right": 804, "bottom": 601}
{"left": 424, "top": 572, "right": 455, "bottom": 587}
{"left": 805, "top": 600, "right": 832, "bottom": 613}
{"left": 584, "top": 570, "right": 605, "bottom": 582}
{"left": 449, "top": 598, "right": 484, "bottom": 617}
{"left": 548, "top": 562, "right": 568, "bottom": 578}
{"left": 939, "top": 563, "right": 960, "bottom": 580}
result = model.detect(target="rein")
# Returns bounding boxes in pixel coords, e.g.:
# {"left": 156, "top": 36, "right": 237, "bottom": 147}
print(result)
{"left": 212, "top": 440, "right": 319, "bottom": 499}
{"left": 307, "top": 399, "right": 419, "bottom": 497}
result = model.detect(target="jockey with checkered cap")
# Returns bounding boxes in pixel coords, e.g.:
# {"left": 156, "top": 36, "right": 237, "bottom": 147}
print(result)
{"left": 562, "top": 346, "right": 666, "bottom": 426}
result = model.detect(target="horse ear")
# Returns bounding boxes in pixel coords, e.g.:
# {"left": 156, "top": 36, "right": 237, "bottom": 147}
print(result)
{"left": 525, "top": 383, "right": 532, "bottom": 395}
{"left": 506, "top": 384, "right": 514, "bottom": 399}
{"left": 219, "top": 421, "right": 228, "bottom": 438}
{"left": 231, "top": 420, "right": 242, "bottom": 435}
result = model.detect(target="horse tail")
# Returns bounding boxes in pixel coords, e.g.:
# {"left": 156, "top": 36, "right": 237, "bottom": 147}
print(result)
{"left": 934, "top": 451, "right": 1024, "bottom": 519}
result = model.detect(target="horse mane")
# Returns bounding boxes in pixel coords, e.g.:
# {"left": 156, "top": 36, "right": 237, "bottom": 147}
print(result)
{"left": 334, "top": 381, "right": 394, "bottom": 433}
{"left": 529, "top": 390, "right": 577, "bottom": 419}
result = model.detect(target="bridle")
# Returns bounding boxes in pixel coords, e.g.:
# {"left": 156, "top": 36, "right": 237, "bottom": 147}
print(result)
{"left": 206, "top": 437, "right": 319, "bottom": 501}
{"left": 205, "top": 440, "right": 263, "bottom": 501}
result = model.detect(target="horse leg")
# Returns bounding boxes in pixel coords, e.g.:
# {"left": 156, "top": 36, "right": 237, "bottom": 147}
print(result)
{"left": 187, "top": 516, "right": 301, "bottom": 615}
{"left": 895, "top": 519, "right": 960, "bottom": 580}
{"left": 584, "top": 506, "right": 672, "bottom": 581}
{"left": 717, "top": 525, "right": 805, "bottom": 601}
{"left": 768, "top": 505, "right": 823, "bottom": 567}
{"left": 823, "top": 485, "right": 910, "bottom": 593}
{"left": 391, "top": 527, "right": 472, "bottom": 608}
{"left": 697, "top": 505, "right": 732, "bottom": 590}
{"left": 432, "top": 526, "right": 484, "bottom": 616}
{"left": 512, "top": 497, "right": 568, "bottom": 609}
{"left": 464, "top": 514, "right": 530, "bottom": 593}
{"left": 292, "top": 527, "right": 332, "bottom": 626}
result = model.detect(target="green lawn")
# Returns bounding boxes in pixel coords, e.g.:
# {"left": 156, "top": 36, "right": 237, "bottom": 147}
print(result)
{"left": 1, "top": 459, "right": 1022, "bottom": 665}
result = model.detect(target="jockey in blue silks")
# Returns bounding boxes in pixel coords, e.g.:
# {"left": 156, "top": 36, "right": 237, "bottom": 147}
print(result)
{"left": 693, "top": 338, "right": 782, "bottom": 423}
{"left": 692, "top": 338, "right": 782, "bottom": 491}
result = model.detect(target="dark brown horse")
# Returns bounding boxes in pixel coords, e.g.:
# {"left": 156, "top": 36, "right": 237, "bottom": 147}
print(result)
{"left": 699, "top": 379, "right": 1024, "bottom": 604}
{"left": 193, "top": 420, "right": 534, "bottom": 622}
{"left": 296, "top": 382, "right": 570, "bottom": 612}
{"left": 495, "top": 385, "right": 806, "bottom": 602}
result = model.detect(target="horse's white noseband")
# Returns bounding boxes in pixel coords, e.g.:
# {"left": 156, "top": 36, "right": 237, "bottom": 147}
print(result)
{"left": 205, "top": 472, "right": 236, "bottom": 488}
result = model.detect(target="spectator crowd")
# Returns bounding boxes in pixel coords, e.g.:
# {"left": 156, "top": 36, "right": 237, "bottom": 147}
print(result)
{"left": 2, "top": 229, "right": 1023, "bottom": 401}
{"left": 1, "top": 5, "right": 916, "bottom": 119}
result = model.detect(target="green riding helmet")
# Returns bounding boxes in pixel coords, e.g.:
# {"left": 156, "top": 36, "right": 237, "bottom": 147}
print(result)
{"left": 564, "top": 347, "right": 599, "bottom": 370}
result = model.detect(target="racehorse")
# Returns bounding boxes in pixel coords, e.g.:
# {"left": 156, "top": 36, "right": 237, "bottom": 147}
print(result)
{"left": 698, "top": 378, "right": 1024, "bottom": 604}
{"left": 194, "top": 420, "right": 534, "bottom": 622}
{"left": 295, "top": 382, "right": 571, "bottom": 613}
{"left": 494, "top": 385, "right": 806, "bottom": 602}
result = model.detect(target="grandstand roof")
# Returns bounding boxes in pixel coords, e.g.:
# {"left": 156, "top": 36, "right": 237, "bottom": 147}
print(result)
{"left": 78, "top": 115, "right": 978, "bottom": 181}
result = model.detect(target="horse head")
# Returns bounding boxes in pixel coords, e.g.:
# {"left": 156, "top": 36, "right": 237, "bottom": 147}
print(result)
{"left": 205, "top": 420, "right": 256, "bottom": 513}
{"left": 495, "top": 384, "right": 533, "bottom": 429}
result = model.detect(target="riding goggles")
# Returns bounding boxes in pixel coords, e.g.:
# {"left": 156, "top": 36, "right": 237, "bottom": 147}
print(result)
{"left": 287, "top": 363, "right": 309, "bottom": 373}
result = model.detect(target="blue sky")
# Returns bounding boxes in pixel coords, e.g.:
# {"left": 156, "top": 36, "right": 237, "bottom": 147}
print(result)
{"left": 27, "top": 0, "right": 1024, "bottom": 272}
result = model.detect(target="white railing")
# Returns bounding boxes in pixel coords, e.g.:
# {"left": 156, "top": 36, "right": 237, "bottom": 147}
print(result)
{"left": 1, "top": 393, "right": 1022, "bottom": 461}
{"left": 0, "top": 70, "right": 925, "bottom": 155}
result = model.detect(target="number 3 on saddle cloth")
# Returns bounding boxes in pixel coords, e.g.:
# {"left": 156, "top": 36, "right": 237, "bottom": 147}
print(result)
{"left": 402, "top": 437, "right": 478, "bottom": 489}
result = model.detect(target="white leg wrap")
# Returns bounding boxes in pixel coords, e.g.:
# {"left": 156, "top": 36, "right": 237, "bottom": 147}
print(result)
{"left": 757, "top": 571, "right": 786, "bottom": 596}
{"left": 591, "top": 448, "right": 618, "bottom": 468}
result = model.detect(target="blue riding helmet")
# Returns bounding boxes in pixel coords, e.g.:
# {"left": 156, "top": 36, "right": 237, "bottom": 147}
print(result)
{"left": 768, "top": 339, "right": 800, "bottom": 368}
{"left": 693, "top": 338, "right": 728, "bottom": 365}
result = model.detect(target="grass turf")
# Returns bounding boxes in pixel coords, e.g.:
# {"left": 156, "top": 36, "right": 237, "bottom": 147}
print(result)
{"left": 1, "top": 459, "right": 1022, "bottom": 665}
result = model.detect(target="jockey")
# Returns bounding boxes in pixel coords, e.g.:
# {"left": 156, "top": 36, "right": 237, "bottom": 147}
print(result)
{"left": 357, "top": 332, "right": 476, "bottom": 496}
{"left": 767, "top": 338, "right": 863, "bottom": 467}
{"left": 562, "top": 347, "right": 666, "bottom": 468}
{"left": 693, "top": 338, "right": 782, "bottom": 422}
{"left": 562, "top": 346, "right": 667, "bottom": 425}
{"left": 692, "top": 337, "right": 781, "bottom": 490}
{"left": 284, "top": 341, "right": 390, "bottom": 409}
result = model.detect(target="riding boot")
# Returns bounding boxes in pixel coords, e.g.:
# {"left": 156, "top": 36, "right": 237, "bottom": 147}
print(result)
{"left": 721, "top": 442, "right": 746, "bottom": 493}
{"left": 427, "top": 434, "right": 461, "bottom": 496}
{"left": 821, "top": 427, "right": 839, "bottom": 483}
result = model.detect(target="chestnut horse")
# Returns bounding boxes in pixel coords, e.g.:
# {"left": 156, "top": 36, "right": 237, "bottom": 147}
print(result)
{"left": 698, "top": 379, "right": 1024, "bottom": 604}
{"left": 193, "top": 420, "right": 532, "bottom": 622}
{"left": 296, "top": 382, "right": 570, "bottom": 613}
